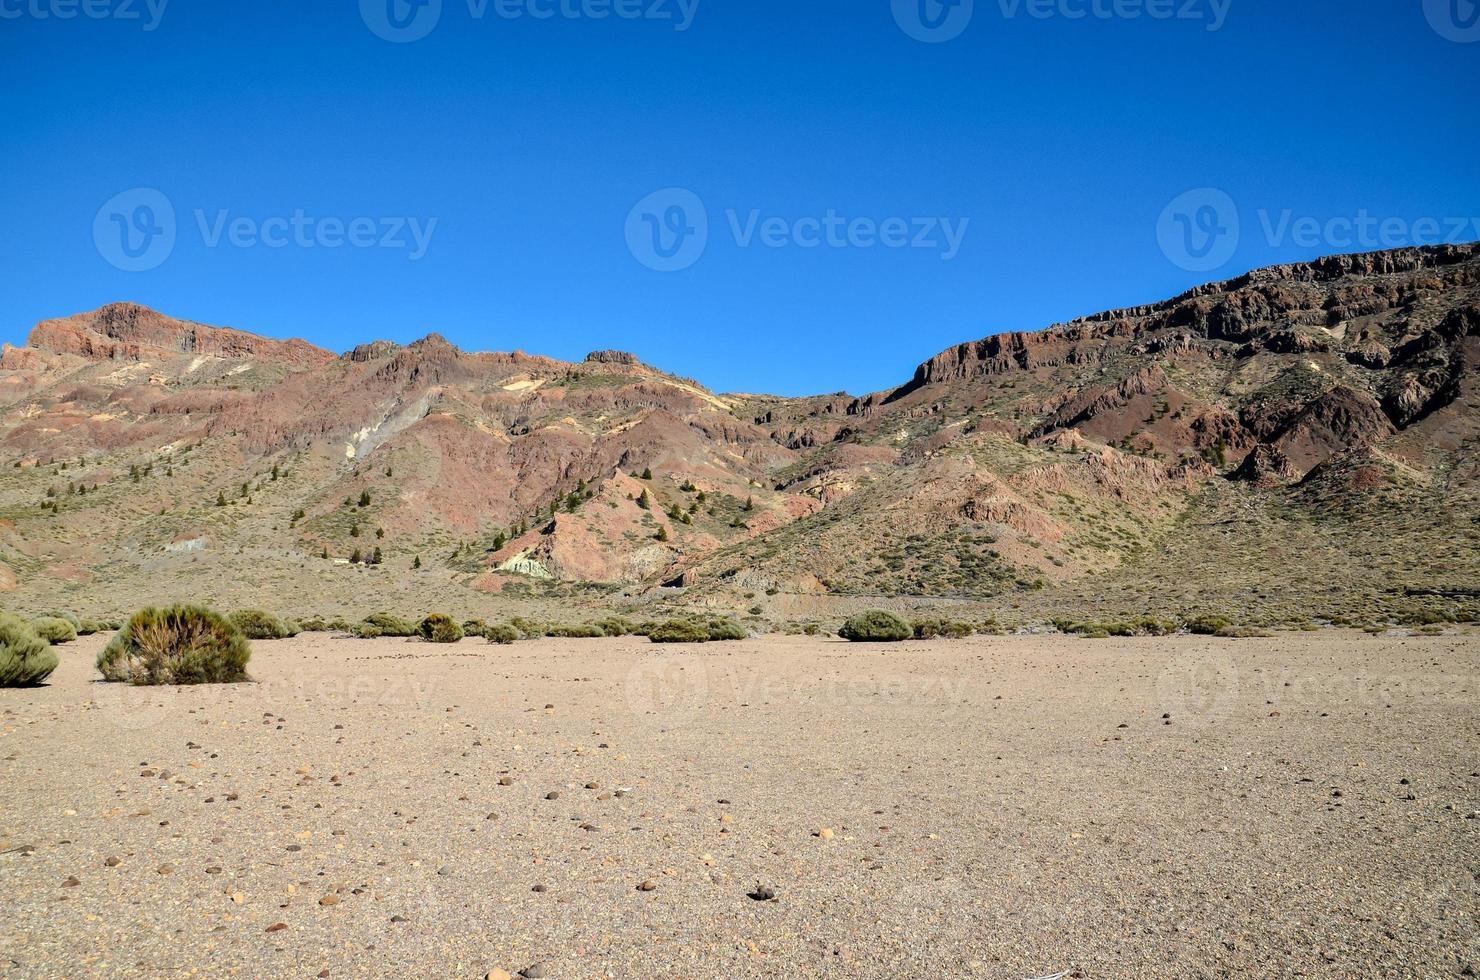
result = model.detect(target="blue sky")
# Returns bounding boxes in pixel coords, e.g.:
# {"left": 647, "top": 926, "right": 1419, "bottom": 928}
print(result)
{"left": 2, "top": 0, "right": 1477, "bottom": 395}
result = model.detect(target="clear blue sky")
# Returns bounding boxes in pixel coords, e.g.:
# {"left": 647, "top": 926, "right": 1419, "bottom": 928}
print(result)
{"left": 2, "top": 0, "right": 1476, "bottom": 395}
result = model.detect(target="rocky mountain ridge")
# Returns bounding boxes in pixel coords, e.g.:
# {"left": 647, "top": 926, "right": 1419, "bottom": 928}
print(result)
{"left": 1, "top": 241, "right": 1476, "bottom": 624}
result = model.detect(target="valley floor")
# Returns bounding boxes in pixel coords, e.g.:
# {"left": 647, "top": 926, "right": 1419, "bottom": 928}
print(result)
{"left": 2, "top": 632, "right": 1477, "bottom": 978}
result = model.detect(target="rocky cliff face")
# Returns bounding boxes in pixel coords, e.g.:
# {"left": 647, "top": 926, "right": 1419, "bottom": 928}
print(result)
{"left": 28, "top": 302, "right": 335, "bottom": 366}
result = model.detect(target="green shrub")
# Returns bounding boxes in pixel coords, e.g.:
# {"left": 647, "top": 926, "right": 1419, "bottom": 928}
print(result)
{"left": 97, "top": 606, "right": 250, "bottom": 685}
{"left": 510, "top": 617, "right": 547, "bottom": 639}
{"left": 1183, "top": 614, "right": 1233, "bottom": 636}
{"left": 31, "top": 617, "right": 78, "bottom": 645}
{"left": 595, "top": 617, "right": 638, "bottom": 637}
{"left": 358, "top": 613, "right": 417, "bottom": 638}
{"left": 647, "top": 619, "right": 712, "bottom": 644}
{"left": 298, "top": 617, "right": 330, "bottom": 632}
{"left": 229, "top": 609, "right": 297, "bottom": 640}
{"left": 839, "top": 611, "right": 912, "bottom": 643}
{"left": 0, "top": 613, "right": 57, "bottom": 686}
{"left": 545, "top": 623, "right": 606, "bottom": 639}
{"left": 913, "top": 619, "right": 976, "bottom": 639}
{"left": 462, "top": 618, "right": 488, "bottom": 637}
{"left": 705, "top": 617, "right": 747, "bottom": 641}
{"left": 485, "top": 624, "right": 520, "bottom": 645}
{"left": 76, "top": 619, "right": 108, "bottom": 635}
{"left": 46, "top": 611, "right": 81, "bottom": 629}
{"left": 419, "top": 613, "right": 464, "bottom": 644}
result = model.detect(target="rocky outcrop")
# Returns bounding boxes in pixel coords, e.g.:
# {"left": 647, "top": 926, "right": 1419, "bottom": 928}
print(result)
{"left": 28, "top": 303, "right": 333, "bottom": 366}
{"left": 1230, "top": 444, "right": 1300, "bottom": 487}
{"left": 585, "top": 350, "right": 640, "bottom": 366}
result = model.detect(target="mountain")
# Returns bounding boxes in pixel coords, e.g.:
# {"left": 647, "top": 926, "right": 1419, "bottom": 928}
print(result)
{"left": 2, "top": 242, "right": 1477, "bottom": 627}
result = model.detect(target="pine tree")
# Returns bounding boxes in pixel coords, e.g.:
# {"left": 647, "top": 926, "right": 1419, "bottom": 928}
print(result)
{"left": 350, "top": 523, "right": 360, "bottom": 538}
{"left": 271, "top": 463, "right": 280, "bottom": 481}
{"left": 359, "top": 489, "right": 372, "bottom": 507}
{"left": 637, "top": 489, "right": 651, "bottom": 510}
{"left": 656, "top": 525, "right": 669, "bottom": 542}
{"left": 375, "top": 527, "right": 385, "bottom": 539}
{"left": 641, "top": 467, "right": 653, "bottom": 480}
{"left": 413, "top": 555, "right": 422, "bottom": 570}
{"left": 216, "top": 490, "right": 227, "bottom": 507}
{"left": 350, "top": 548, "right": 363, "bottom": 564}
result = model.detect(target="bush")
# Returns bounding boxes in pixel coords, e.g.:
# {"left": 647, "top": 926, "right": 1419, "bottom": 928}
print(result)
{"left": 485, "top": 624, "right": 520, "bottom": 645}
{"left": 705, "top": 617, "right": 747, "bottom": 641}
{"left": 0, "top": 613, "right": 57, "bottom": 686}
{"left": 46, "top": 611, "right": 81, "bottom": 629}
{"left": 462, "top": 618, "right": 488, "bottom": 637}
{"left": 419, "top": 613, "right": 464, "bottom": 644}
{"left": 97, "top": 606, "right": 250, "bottom": 685}
{"left": 510, "top": 617, "right": 547, "bottom": 639}
{"left": 595, "top": 617, "right": 638, "bottom": 637}
{"left": 31, "top": 616, "right": 78, "bottom": 645}
{"left": 911, "top": 619, "right": 976, "bottom": 640}
{"left": 229, "top": 609, "right": 298, "bottom": 640}
{"left": 839, "top": 611, "right": 912, "bottom": 643}
{"left": 1183, "top": 614, "right": 1233, "bottom": 636}
{"left": 77, "top": 619, "right": 107, "bottom": 635}
{"left": 358, "top": 613, "right": 418, "bottom": 638}
{"left": 646, "top": 618, "right": 712, "bottom": 644}
{"left": 545, "top": 623, "right": 606, "bottom": 639}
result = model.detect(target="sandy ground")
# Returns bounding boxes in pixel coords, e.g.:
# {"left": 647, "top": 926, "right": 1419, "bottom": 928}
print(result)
{"left": 1, "top": 630, "right": 1476, "bottom": 979}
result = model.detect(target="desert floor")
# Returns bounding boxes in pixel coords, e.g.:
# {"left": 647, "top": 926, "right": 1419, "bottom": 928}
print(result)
{"left": 2, "top": 631, "right": 1476, "bottom": 979}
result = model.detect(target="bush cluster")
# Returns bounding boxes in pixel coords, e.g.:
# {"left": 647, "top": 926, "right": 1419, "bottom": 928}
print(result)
{"left": 30, "top": 616, "right": 78, "bottom": 645}
{"left": 356, "top": 613, "right": 418, "bottom": 638}
{"left": 97, "top": 606, "right": 251, "bottom": 685}
{"left": 229, "top": 610, "right": 299, "bottom": 640}
{"left": 839, "top": 611, "right": 913, "bottom": 643}
{"left": 485, "top": 624, "right": 520, "bottom": 645}
{"left": 419, "top": 613, "right": 464, "bottom": 644}
{"left": 644, "top": 617, "right": 748, "bottom": 644}
{"left": 0, "top": 613, "right": 58, "bottom": 686}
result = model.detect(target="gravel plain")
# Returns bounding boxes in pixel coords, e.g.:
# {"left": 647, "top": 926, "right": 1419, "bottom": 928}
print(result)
{"left": 2, "top": 630, "right": 1477, "bottom": 979}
